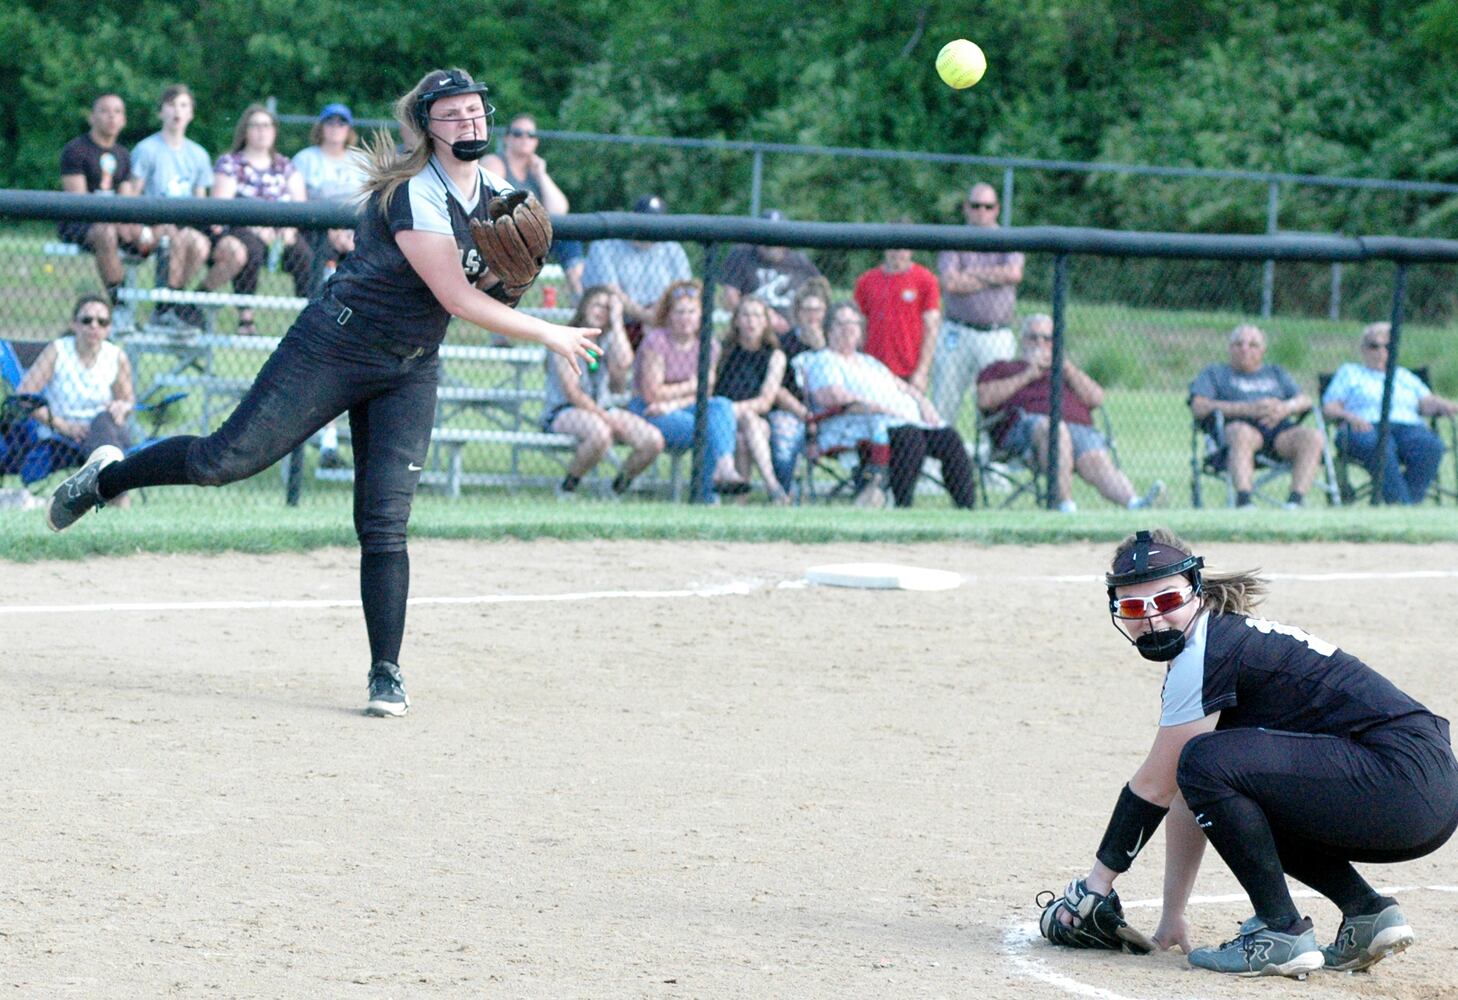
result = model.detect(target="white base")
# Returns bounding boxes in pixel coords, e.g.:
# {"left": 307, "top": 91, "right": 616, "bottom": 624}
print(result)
{"left": 805, "top": 562, "right": 963, "bottom": 591}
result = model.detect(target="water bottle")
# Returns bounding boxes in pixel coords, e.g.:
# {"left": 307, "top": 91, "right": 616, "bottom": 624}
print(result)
{"left": 267, "top": 239, "right": 283, "bottom": 272}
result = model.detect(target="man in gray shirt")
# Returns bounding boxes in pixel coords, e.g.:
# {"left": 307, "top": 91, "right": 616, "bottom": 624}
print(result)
{"left": 932, "top": 181, "right": 1024, "bottom": 426}
{"left": 1189, "top": 323, "right": 1326, "bottom": 508}
{"left": 122, "top": 83, "right": 217, "bottom": 324}
{"left": 580, "top": 194, "right": 692, "bottom": 336}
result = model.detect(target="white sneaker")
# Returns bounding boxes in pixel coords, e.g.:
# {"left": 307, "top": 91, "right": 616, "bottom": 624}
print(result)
{"left": 1057, "top": 498, "right": 1077, "bottom": 514}
{"left": 1129, "top": 479, "right": 1166, "bottom": 510}
{"left": 46, "top": 445, "right": 123, "bottom": 532}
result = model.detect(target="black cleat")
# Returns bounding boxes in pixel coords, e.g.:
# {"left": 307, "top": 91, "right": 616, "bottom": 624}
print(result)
{"left": 365, "top": 660, "right": 410, "bottom": 717}
{"left": 46, "top": 445, "right": 123, "bottom": 532}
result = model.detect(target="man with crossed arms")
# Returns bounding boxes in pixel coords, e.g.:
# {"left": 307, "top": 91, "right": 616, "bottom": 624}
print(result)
{"left": 932, "top": 181, "right": 1024, "bottom": 426}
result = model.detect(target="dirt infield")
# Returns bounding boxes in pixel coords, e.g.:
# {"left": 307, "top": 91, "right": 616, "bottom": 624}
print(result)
{"left": 4, "top": 539, "right": 1456, "bottom": 999}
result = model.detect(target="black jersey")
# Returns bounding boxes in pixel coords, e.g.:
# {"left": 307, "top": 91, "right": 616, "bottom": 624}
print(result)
{"left": 326, "top": 157, "right": 512, "bottom": 349}
{"left": 1160, "top": 611, "right": 1432, "bottom": 737}
{"left": 59, "top": 133, "right": 131, "bottom": 192}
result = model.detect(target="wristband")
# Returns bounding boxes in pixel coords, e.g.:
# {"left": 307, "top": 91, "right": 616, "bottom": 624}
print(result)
{"left": 1095, "top": 784, "right": 1169, "bottom": 874}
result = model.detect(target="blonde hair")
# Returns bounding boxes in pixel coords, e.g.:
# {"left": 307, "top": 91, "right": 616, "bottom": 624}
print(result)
{"left": 360, "top": 69, "right": 465, "bottom": 218}
{"left": 1109, "top": 528, "right": 1268, "bottom": 616}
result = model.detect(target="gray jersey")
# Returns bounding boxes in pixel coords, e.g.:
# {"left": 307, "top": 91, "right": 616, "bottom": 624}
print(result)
{"left": 1189, "top": 362, "right": 1301, "bottom": 403}
{"left": 580, "top": 240, "right": 691, "bottom": 308}
{"left": 130, "top": 132, "right": 212, "bottom": 197}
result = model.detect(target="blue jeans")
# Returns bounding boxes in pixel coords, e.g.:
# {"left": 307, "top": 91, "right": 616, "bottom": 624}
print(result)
{"left": 768, "top": 410, "right": 805, "bottom": 492}
{"left": 628, "top": 395, "right": 736, "bottom": 501}
{"left": 1339, "top": 422, "right": 1445, "bottom": 504}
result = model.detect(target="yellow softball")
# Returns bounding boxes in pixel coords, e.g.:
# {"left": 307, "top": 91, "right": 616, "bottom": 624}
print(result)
{"left": 936, "top": 39, "right": 987, "bottom": 90}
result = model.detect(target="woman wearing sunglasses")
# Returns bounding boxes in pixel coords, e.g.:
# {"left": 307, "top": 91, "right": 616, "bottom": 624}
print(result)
{"left": 1045, "top": 528, "right": 1457, "bottom": 978}
{"left": 17, "top": 293, "right": 134, "bottom": 508}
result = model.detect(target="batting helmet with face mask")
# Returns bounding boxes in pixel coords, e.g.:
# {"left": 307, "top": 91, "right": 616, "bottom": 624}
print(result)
{"left": 412, "top": 69, "right": 495, "bottom": 161}
{"left": 1105, "top": 530, "right": 1204, "bottom": 661}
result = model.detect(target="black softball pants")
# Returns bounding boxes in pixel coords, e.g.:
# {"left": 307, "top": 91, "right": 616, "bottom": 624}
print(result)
{"left": 98, "top": 303, "right": 438, "bottom": 667}
{"left": 887, "top": 425, "right": 977, "bottom": 508}
{"left": 1177, "top": 715, "right": 1458, "bottom": 927}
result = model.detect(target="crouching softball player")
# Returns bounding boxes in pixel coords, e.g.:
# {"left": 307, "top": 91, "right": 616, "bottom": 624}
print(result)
{"left": 1039, "top": 528, "right": 1458, "bottom": 978}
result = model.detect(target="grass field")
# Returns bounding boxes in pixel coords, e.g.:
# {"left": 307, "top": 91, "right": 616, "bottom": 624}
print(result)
{"left": 6, "top": 495, "right": 1458, "bottom": 563}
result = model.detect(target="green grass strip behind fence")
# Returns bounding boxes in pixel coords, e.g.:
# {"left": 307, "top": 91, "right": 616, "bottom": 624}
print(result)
{"left": 5, "top": 495, "right": 1458, "bottom": 563}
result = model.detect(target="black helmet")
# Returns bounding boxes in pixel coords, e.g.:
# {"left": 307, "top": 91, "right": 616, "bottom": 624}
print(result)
{"left": 1105, "top": 530, "right": 1203, "bottom": 598}
{"left": 412, "top": 69, "right": 494, "bottom": 134}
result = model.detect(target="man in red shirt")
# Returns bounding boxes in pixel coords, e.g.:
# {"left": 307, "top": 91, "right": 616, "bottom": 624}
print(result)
{"left": 977, "top": 314, "right": 1163, "bottom": 512}
{"left": 854, "top": 247, "right": 941, "bottom": 393}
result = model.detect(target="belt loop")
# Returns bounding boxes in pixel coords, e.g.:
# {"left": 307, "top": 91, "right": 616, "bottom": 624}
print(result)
{"left": 336, "top": 306, "right": 352, "bottom": 326}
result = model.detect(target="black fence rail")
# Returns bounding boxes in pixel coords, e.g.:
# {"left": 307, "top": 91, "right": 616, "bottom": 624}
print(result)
{"left": 3, "top": 190, "right": 1457, "bottom": 515}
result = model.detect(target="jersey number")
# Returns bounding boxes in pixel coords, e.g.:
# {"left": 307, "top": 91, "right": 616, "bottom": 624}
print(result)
{"left": 462, "top": 247, "right": 484, "bottom": 279}
{"left": 1243, "top": 617, "right": 1337, "bottom": 657}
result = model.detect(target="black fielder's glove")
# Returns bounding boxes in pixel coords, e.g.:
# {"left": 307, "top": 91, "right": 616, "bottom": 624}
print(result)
{"left": 1037, "top": 880, "right": 1153, "bottom": 954}
{"left": 470, "top": 189, "right": 553, "bottom": 301}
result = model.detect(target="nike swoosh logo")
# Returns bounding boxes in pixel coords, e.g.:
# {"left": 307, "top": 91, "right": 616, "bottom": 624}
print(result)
{"left": 1126, "top": 830, "right": 1145, "bottom": 858}
{"left": 408, "top": 463, "right": 423, "bottom": 472}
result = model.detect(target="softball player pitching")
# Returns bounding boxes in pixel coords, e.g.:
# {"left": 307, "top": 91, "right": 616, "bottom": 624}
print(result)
{"left": 44, "top": 68, "right": 600, "bottom": 718}
{"left": 1039, "top": 528, "right": 1458, "bottom": 978}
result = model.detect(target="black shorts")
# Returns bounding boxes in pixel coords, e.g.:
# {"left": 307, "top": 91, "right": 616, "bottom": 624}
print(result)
{"left": 55, "top": 220, "right": 148, "bottom": 257}
{"left": 1225, "top": 417, "right": 1297, "bottom": 455}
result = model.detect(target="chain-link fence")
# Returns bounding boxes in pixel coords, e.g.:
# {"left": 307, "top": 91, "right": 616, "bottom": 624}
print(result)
{"left": 4, "top": 192, "right": 1457, "bottom": 515}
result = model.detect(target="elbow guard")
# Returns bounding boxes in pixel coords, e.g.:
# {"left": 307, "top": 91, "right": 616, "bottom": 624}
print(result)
{"left": 1095, "top": 784, "right": 1169, "bottom": 873}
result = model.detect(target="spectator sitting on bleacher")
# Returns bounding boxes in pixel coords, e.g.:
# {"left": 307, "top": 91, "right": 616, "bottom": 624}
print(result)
{"left": 1189, "top": 323, "right": 1325, "bottom": 508}
{"left": 212, "top": 104, "right": 314, "bottom": 335}
{"left": 768, "top": 278, "right": 833, "bottom": 495}
{"left": 715, "top": 296, "right": 791, "bottom": 504}
{"left": 292, "top": 102, "right": 368, "bottom": 295}
{"left": 121, "top": 83, "right": 218, "bottom": 328}
{"left": 854, "top": 243, "right": 941, "bottom": 394}
{"left": 16, "top": 294, "right": 132, "bottom": 508}
{"left": 798, "top": 301, "right": 977, "bottom": 510}
{"left": 977, "top": 313, "right": 1163, "bottom": 513}
{"left": 543, "top": 285, "right": 664, "bottom": 498}
{"left": 58, "top": 93, "right": 153, "bottom": 315}
{"left": 718, "top": 209, "right": 823, "bottom": 336}
{"left": 484, "top": 112, "right": 584, "bottom": 302}
{"left": 628, "top": 279, "right": 748, "bottom": 503}
{"left": 581, "top": 194, "right": 692, "bottom": 344}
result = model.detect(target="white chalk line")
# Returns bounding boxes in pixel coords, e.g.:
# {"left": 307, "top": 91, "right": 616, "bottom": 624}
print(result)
{"left": 1, "top": 567, "right": 1455, "bottom": 617}
{"left": 0, "top": 580, "right": 760, "bottom": 617}
{"left": 1003, "top": 884, "right": 1458, "bottom": 1000}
